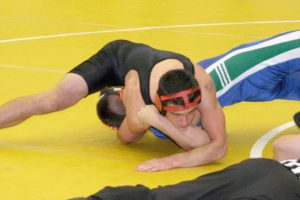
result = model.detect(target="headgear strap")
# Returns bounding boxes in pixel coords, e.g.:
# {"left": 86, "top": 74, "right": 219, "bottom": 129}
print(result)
{"left": 154, "top": 87, "right": 201, "bottom": 112}
{"left": 99, "top": 87, "right": 124, "bottom": 101}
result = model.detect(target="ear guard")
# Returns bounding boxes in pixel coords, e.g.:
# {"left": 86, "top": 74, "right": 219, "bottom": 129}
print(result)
{"left": 99, "top": 86, "right": 124, "bottom": 102}
{"left": 154, "top": 87, "right": 201, "bottom": 112}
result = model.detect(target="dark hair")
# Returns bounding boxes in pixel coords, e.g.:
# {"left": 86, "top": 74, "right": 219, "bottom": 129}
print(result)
{"left": 97, "top": 93, "right": 126, "bottom": 128}
{"left": 157, "top": 69, "right": 199, "bottom": 108}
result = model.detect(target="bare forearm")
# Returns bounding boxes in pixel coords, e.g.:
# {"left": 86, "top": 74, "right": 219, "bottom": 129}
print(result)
{"left": 135, "top": 140, "right": 227, "bottom": 172}
{"left": 123, "top": 76, "right": 147, "bottom": 134}
{"left": 145, "top": 117, "right": 226, "bottom": 168}
{"left": 117, "top": 117, "right": 147, "bottom": 144}
{"left": 152, "top": 116, "right": 209, "bottom": 150}
{"left": 167, "top": 141, "right": 227, "bottom": 168}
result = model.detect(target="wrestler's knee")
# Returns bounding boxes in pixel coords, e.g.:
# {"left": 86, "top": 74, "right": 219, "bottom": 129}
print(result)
{"left": 273, "top": 135, "right": 300, "bottom": 161}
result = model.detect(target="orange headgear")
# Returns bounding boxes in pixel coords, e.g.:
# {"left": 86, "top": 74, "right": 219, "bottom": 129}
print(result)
{"left": 99, "top": 86, "right": 124, "bottom": 102}
{"left": 154, "top": 87, "right": 201, "bottom": 112}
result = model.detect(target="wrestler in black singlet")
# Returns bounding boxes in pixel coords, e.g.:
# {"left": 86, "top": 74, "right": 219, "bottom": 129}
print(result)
{"left": 69, "top": 40, "right": 194, "bottom": 104}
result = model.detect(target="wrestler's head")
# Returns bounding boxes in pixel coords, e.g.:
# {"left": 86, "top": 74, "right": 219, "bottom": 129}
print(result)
{"left": 97, "top": 70, "right": 201, "bottom": 130}
{"left": 155, "top": 69, "right": 201, "bottom": 129}
{"left": 97, "top": 86, "right": 125, "bottom": 129}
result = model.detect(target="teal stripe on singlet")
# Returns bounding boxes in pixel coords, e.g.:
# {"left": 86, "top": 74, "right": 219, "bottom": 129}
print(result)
{"left": 226, "top": 39, "right": 300, "bottom": 79}
{"left": 209, "top": 38, "right": 300, "bottom": 92}
{"left": 210, "top": 70, "right": 223, "bottom": 92}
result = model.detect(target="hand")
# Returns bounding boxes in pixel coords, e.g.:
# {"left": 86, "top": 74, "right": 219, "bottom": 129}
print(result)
{"left": 135, "top": 157, "right": 174, "bottom": 172}
{"left": 137, "top": 105, "right": 161, "bottom": 127}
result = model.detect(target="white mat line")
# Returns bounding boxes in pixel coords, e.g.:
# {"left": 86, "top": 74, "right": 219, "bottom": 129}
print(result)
{"left": 0, "top": 15, "right": 125, "bottom": 27}
{"left": 250, "top": 121, "right": 295, "bottom": 158}
{"left": 1, "top": 20, "right": 300, "bottom": 43}
{"left": 0, "top": 64, "right": 65, "bottom": 74}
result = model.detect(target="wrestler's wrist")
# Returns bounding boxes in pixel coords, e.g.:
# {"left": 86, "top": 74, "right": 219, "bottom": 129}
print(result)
{"left": 152, "top": 116, "right": 170, "bottom": 133}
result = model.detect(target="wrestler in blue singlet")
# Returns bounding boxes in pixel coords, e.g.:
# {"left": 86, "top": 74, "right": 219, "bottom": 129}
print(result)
{"left": 152, "top": 30, "right": 300, "bottom": 139}
{"left": 200, "top": 30, "right": 300, "bottom": 107}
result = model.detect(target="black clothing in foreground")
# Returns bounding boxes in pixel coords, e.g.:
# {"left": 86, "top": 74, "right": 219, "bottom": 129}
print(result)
{"left": 70, "top": 158, "right": 300, "bottom": 200}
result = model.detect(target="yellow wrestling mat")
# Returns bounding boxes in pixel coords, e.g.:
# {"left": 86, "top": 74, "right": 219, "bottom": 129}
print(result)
{"left": 0, "top": 1, "right": 300, "bottom": 199}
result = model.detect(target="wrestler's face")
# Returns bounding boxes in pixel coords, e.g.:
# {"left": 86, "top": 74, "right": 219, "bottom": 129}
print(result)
{"left": 165, "top": 105, "right": 198, "bottom": 130}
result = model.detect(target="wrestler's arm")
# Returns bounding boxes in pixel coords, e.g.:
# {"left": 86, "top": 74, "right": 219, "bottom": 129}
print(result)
{"left": 188, "top": 64, "right": 227, "bottom": 163}
{"left": 0, "top": 73, "right": 88, "bottom": 128}
{"left": 137, "top": 105, "right": 211, "bottom": 150}
{"left": 135, "top": 65, "right": 227, "bottom": 171}
{"left": 117, "top": 70, "right": 149, "bottom": 143}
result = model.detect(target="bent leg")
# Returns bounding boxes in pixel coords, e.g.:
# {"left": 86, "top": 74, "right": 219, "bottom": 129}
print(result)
{"left": 0, "top": 73, "right": 88, "bottom": 128}
{"left": 198, "top": 31, "right": 300, "bottom": 106}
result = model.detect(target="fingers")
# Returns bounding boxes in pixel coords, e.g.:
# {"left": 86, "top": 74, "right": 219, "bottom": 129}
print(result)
{"left": 135, "top": 158, "right": 171, "bottom": 172}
